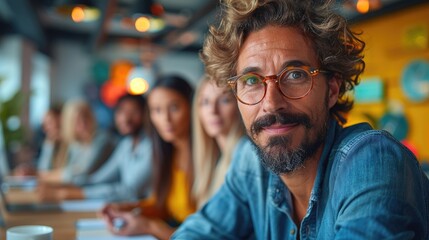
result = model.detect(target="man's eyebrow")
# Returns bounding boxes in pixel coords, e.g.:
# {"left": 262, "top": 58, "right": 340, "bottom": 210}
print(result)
{"left": 238, "top": 60, "right": 312, "bottom": 76}
{"left": 280, "top": 60, "right": 309, "bottom": 69}
{"left": 240, "top": 66, "right": 261, "bottom": 75}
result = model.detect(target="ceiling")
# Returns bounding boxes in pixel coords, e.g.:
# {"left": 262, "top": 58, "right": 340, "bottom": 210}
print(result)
{"left": 0, "top": 0, "right": 427, "bottom": 56}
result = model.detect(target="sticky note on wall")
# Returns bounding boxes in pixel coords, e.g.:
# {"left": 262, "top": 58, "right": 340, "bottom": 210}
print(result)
{"left": 354, "top": 77, "right": 384, "bottom": 103}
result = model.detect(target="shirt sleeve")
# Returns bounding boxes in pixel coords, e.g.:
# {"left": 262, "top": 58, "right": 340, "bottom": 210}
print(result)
{"left": 332, "top": 131, "right": 429, "bottom": 239}
{"left": 83, "top": 137, "right": 153, "bottom": 201}
{"left": 62, "top": 131, "right": 115, "bottom": 184}
{"left": 172, "top": 139, "right": 256, "bottom": 239}
{"left": 84, "top": 140, "right": 124, "bottom": 185}
{"left": 83, "top": 181, "right": 144, "bottom": 201}
{"left": 37, "top": 141, "right": 55, "bottom": 171}
{"left": 82, "top": 157, "right": 152, "bottom": 201}
{"left": 61, "top": 144, "right": 79, "bottom": 182}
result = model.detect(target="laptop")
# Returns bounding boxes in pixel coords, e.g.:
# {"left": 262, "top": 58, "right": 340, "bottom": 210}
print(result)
{"left": 0, "top": 175, "right": 62, "bottom": 213}
{"left": 0, "top": 114, "right": 62, "bottom": 213}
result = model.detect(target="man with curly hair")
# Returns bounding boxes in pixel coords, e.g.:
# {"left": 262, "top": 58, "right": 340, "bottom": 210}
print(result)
{"left": 173, "top": 0, "right": 429, "bottom": 239}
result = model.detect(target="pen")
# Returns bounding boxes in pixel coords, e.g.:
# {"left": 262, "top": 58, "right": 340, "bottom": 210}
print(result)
{"left": 113, "top": 207, "right": 142, "bottom": 232}
{"left": 113, "top": 218, "right": 126, "bottom": 232}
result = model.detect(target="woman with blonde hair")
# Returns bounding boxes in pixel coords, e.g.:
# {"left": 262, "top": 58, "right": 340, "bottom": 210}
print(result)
{"left": 37, "top": 94, "right": 152, "bottom": 202}
{"left": 192, "top": 75, "right": 246, "bottom": 207}
{"left": 39, "top": 99, "right": 115, "bottom": 185}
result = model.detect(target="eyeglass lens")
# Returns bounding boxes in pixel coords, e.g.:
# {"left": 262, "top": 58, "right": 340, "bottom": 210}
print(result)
{"left": 234, "top": 68, "right": 313, "bottom": 104}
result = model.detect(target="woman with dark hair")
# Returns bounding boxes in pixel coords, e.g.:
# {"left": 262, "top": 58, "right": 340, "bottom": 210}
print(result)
{"left": 101, "top": 75, "right": 195, "bottom": 239}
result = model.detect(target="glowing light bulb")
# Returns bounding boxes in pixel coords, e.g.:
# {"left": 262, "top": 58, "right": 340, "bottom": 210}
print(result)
{"left": 356, "top": 0, "right": 370, "bottom": 14}
{"left": 71, "top": 6, "right": 85, "bottom": 22}
{"left": 135, "top": 17, "right": 151, "bottom": 32}
{"left": 128, "top": 78, "right": 149, "bottom": 95}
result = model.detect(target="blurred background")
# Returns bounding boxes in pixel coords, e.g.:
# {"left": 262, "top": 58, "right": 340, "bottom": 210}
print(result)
{"left": 0, "top": 0, "right": 428, "bottom": 171}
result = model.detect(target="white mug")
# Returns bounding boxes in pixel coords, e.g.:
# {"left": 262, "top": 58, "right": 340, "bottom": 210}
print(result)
{"left": 7, "top": 225, "right": 53, "bottom": 240}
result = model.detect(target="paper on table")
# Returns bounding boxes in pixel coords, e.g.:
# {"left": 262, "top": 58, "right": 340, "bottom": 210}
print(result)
{"left": 75, "top": 218, "right": 106, "bottom": 230}
{"left": 76, "top": 218, "right": 157, "bottom": 240}
{"left": 60, "top": 200, "right": 106, "bottom": 212}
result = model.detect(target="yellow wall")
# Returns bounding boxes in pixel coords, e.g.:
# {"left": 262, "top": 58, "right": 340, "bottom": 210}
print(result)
{"left": 348, "top": 3, "right": 429, "bottom": 162}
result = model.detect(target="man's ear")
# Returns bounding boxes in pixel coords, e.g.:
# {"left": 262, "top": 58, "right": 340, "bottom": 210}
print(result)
{"left": 327, "top": 75, "right": 342, "bottom": 109}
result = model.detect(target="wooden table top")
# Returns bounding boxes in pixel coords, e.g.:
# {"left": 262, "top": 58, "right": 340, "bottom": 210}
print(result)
{"left": 1, "top": 210, "right": 97, "bottom": 239}
{"left": 1, "top": 189, "right": 100, "bottom": 239}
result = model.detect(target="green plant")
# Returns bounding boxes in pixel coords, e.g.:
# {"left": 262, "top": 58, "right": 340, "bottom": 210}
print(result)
{"left": 0, "top": 76, "right": 25, "bottom": 149}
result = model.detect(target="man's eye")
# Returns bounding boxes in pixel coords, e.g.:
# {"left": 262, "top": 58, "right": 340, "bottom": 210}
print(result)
{"left": 242, "top": 75, "right": 261, "bottom": 86}
{"left": 285, "top": 70, "right": 308, "bottom": 80}
{"left": 292, "top": 72, "right": 302, "bottom": 79}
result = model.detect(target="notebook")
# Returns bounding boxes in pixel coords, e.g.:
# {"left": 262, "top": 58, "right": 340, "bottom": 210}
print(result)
{"left": 76, "top": 218, "right": 157, "bottom": 240}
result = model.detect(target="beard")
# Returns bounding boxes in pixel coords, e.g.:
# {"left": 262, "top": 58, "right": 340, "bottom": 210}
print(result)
{"left": 249, "top": 102, "right": 329, "bottom": 175}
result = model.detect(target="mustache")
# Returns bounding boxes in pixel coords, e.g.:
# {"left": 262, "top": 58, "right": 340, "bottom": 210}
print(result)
{"left": 250, "top": 112, "right": 311, "bottom": 136}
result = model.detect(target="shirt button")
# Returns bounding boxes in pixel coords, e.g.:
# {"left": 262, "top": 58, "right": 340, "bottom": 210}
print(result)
{"left": 276, "top": 189, "right": 280, "bottom": 193}
{"left": 290, "top": 229, "right": 296, "bottom": 235}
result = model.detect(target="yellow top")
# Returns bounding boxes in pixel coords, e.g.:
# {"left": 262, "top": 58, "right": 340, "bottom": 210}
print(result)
{"left": 139, "top": 164, "right": 195, "bottom": 223}
{"left": 165, "top": 165, "right": 195, "bottom": 222}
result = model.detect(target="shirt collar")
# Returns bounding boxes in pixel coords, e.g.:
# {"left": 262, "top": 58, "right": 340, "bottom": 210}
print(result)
{"left": 309, "top": 118, "right": 341, "bottom": 201}
{"left": 268, "top": 118, "right": 342, "bottom": 206}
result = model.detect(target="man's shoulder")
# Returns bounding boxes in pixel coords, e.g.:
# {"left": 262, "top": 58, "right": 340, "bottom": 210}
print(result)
{"left": 323, "top": 123, "right": 429, "bottom": 239}
{"left": 328, "top": 122, "right": 423, "bottom": 184}
{"left": 335, "top": 122, "right": 415, "bottom": 160}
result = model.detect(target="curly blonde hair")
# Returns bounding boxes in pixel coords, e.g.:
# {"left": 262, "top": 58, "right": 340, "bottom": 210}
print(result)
{"left": 201, "top": 0, "right": 365, "bottom": 123}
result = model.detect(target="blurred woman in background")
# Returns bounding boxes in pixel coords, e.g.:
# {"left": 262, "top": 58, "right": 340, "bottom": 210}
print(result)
{"left": 101, "top": 75, "right": 195, "bottom": 239}
{"left": 37, "top": 106, "right": 63, "bottom": 171}
{"left": 13, "top": 106, "right": 64, "bottom": 176}
{"left": 80, "top": 93, "right": 152, "bottom": 201}
{"left": 192, "top": 75, "right": 246, "bottom": 208}
{"left": 38, "top": 99, "right": 115, "bottom": 184}
{"left": 37, "top": 94, "right": 153, "bottom": 202}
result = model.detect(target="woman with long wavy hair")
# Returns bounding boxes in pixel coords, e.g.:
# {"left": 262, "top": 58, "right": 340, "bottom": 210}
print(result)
{"left": 101, "top": 75, "right": 195, "bottom": 240}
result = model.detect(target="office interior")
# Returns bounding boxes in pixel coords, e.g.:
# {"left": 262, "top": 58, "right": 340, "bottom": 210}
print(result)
{"left": 0, "top": 0, "right": 428, "bottom": 173}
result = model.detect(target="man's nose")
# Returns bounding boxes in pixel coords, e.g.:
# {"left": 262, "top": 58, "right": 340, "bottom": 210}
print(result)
{"left": 261, "top": 80, "right": 286, "bottom": 113}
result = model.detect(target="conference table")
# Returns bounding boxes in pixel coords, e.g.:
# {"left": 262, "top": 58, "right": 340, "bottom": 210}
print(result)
{"left": 1, "top": 209, "right": 96, "bottom": 239}
{"left": 0, "top": 188, "right": 100, "bottom": 239}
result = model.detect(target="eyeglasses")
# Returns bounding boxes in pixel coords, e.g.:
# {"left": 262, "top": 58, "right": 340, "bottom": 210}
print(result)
{"left": 227, "top": 66, "right": 330, "bottom": 105}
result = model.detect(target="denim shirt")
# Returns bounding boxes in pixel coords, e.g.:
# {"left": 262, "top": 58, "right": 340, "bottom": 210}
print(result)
{"left": 172, "top": 119, "right": 429, "bottom": 239}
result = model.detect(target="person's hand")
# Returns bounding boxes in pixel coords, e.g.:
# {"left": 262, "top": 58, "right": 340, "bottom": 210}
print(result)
{"left": 105, "top": 211, "right": 152, "bottom": 236}
{"left": 13, "top": 163, "right": 37, "bottom": 177}
{"left": 38, "top": 169, "right": 63, "bottom": 183}
{"left": 99, "top": 202, "right": 139, "bottom": 220}
{"left": 36, "top": 182, "right": 63, "bottom": 202}
{"left": 100, "top": 204, "right": 175, "bottom": 240}
{"left": 36, "top": 182, "right": 83, "bottom": 202}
